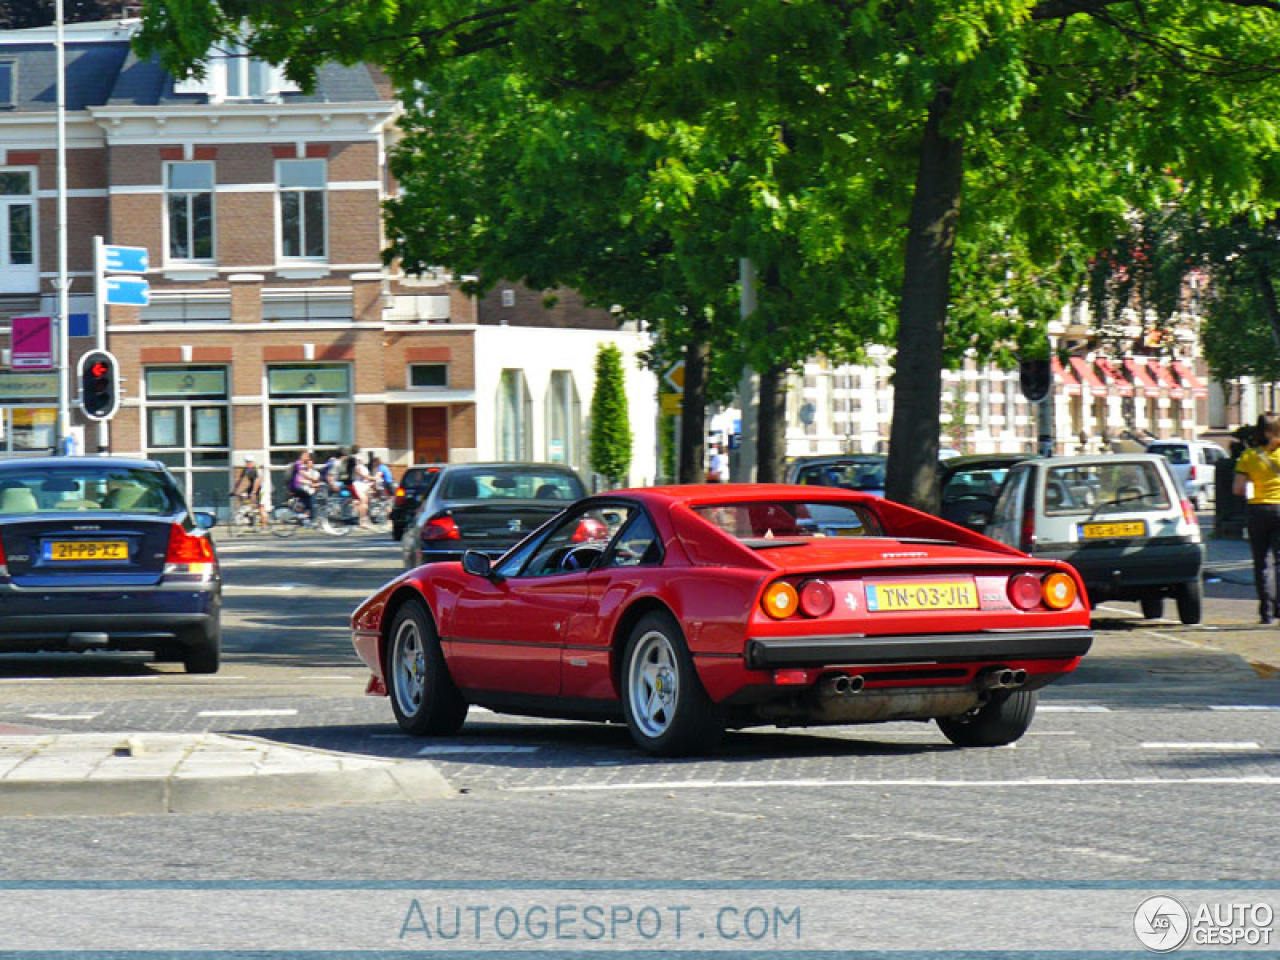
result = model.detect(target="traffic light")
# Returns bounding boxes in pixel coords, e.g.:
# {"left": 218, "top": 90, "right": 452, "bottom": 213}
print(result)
{"left": 1019, "top": 358, "right": 1052, "bottom": 403}
{"left": 78, "top": 349, "right": 120, "bottom": 420}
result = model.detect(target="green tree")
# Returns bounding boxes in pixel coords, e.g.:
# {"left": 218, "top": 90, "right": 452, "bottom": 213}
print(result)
{"left": 589, "top": 344, "right": 632, "bottom": 488}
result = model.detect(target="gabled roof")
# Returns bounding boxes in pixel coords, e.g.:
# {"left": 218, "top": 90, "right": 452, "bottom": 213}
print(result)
{"left": 0, "top": 41, "right": 130, "bottom": 111}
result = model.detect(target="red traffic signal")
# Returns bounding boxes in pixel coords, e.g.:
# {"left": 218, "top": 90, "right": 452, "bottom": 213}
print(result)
{"left": 78, "top": 349, "right": 120, "bottom": 420}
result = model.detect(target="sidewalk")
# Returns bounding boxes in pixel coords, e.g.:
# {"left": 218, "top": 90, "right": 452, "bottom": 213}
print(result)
{"left": 0, "top": 731, "right": 451, "bottom": 817}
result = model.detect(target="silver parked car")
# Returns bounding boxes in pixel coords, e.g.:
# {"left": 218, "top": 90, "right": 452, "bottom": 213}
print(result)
{"left": 1145, "top": 439, "right": 1228, "bottom": 509}
{"left": 985, "top": 454, "right": 1204, "bottom": 623}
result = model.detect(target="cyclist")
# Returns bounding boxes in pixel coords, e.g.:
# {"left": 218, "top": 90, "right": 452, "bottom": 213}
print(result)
{"left": 345, "top": 445, "right": 372, "bottom": 526}
{"left": 232, "top": 454, "right": 269, "bottom": 528}
{"left": 288, "top": 449, "right": 319, "bottom": 521}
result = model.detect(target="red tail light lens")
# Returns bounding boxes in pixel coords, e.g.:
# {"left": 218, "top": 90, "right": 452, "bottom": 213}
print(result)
{"left": 1180, "top": 498, "right": 1199, "bottom": 527}
{"left": 394, "top": 486, "right": 406, "bottom": 503}
{"left": 798, "top": 579, "right": 835, "bottom": 617}
{"left": 573, "top": 517, "right": 609, "bottom": 542}
{"left": 167, "top": 524, "right": 214, "bottom": 564}
{"left": 1008, "top": 573, "right": 1043, "bottom": 610}
{"left": 423, "top": 515, "right": 461, "bottom": 540}
{"left": 1019, "top": 505, "right": 1036, "bottom": 553}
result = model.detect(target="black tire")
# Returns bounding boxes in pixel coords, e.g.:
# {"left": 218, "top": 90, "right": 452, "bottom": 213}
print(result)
{"left": 183, "top": 628, "right": 221, "bottom": 674}
{"left": 620, "top": 611, "right": 724, "bottom": 757}
{"left": 385, "top": 599, "right": 468, "bottom": 736}
{"left": 1140, "top": 596, "right": 1163, "bottom": 620}
{"left": 937, "top": 689, "right": 1038, "bottom": 747}
{"left": 1177, "top": 578, "right": 1203, "bottom": 625}
{"left": 320, "top": 497, "right": 351, "bottom": 537}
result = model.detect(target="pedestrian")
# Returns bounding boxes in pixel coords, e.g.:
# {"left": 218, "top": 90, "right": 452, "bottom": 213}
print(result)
{"left": 232, "top": 454, "right": 269, "bottom": 528}
{"left": 706, "top": 445, "right": 729, "bottom": 483}
{"left": 1233, "top": 413, "right": 1280, "bottom": 624}
{"left": 345, "top": 444, "right": 372, "bottom": 526}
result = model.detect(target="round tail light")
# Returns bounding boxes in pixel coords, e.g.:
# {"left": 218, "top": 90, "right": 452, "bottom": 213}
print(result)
{"left": 1008, "top": 572, "right": 1043, "bottom": 610}
{"left": 1042, "top": 571, "right": 1078, "bottom": 609}
{"left": 798, "top": 579, "right": 834, "bottom": 617}
{"left": 762, "top": 581, "right": 799, "bottom": 619}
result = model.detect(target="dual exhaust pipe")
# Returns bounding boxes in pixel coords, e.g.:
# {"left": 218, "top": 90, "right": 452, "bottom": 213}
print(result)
{"left": 819, "top": 673, "right": 865, "bottom": 697}
{"left": 981, "top": 668, "right": 1028, "bottom": 691}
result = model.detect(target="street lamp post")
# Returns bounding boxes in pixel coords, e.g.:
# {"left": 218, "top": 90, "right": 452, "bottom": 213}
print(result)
{"left": 55, "top": 0, "right": 71, "bottom": 453}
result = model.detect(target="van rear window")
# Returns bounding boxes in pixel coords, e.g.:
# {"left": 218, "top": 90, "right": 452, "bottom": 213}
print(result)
{"left": 1043, "top": 462, "right": 1171, "bottom": 515}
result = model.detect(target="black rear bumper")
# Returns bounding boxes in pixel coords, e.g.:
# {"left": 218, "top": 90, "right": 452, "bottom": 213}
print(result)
{"left": 745, "top": 628, "right": 1093, "bottom": 670}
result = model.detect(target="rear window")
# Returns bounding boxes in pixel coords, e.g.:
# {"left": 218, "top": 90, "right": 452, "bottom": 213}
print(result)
{"left": 794, "top": 459, "right": 885, "bottom": 490}
{"left": 693, "top": 500, "right": 884, "bottom": 542}
{"left": 401, "top": 468, "right": 439, "bottom": 491}
{"left": 0, "top": 467, "right": 179, "bottom": 515}
{"left": 1147, "top": 443, "right": 1189, "bottom": 465}
{"left": 1042, "top": 462, "right": 1171, "bottom": 515}
{"left": 942, "top": 468, "right": 1009, "bottom": 500}
{"left": 441, "top": 468, "right": 584, "bottom": 502}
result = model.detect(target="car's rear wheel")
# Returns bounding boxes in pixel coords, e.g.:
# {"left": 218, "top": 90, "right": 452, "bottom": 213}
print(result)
{"left": 1140, "top": 596, "right": 1164, "bottom": 620}
{"left": 936, "top": 689, "right": 1038, "bottom": 747}
{"left": 1177, "top": 578, "right": 1203, "bottom": 625}
{"left": 386, "top": 599, "right": 468, "bottom": 736}
{"left": 183, "top": 628, "right": 221, "bottom": 674}
{"left": 621, "top": 611, "right": 723, "bottom": 757}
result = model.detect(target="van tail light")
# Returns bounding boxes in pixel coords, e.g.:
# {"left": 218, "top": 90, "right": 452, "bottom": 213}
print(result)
{"left": 1019, "top": 505, "right": 1036, "bottom": 553}
{"left": 423, "top": 515, "right": 461, "bottom": 541}
{"left": 1180, "top": 498, "right": 1199, "bottom": 527}
{"left": 165, "top": 524, "right": 215, "bottom": 577}
{"left": 0, "top": 534, "right": 8, "bottom": 576}
{"left": 394, "top": 486, "right": 407, "bottom": 504}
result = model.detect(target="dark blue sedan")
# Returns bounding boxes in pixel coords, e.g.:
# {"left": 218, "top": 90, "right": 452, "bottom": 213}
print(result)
{"left": 0, "top": 457, "right": 221, "bottom": 673}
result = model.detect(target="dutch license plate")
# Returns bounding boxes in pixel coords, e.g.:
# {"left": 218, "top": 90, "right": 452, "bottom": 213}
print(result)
{"left": 45, "top": 540, "right": 128, "bottom": 562}
{"left": 1080, "top": 521, "right": 1146, "bottom": 540}
{"left": 865, "top": 581, "right": 978, "bottom": 613}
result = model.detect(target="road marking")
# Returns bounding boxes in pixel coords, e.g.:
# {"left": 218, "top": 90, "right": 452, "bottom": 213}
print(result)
{"left": 1141, "top": 741, "right": 1261, "bottom": 750}
{"left": 1026, "top": 730, "right": 1078, "bottom": 736}
{"left": 196, "top": 709, "right": 299, "bottom": 718}
{"left": 1039, "top": 705, "right": 1111, "bottom": 713}
{"left": 506, "top": 775, "right": 1280, "bottom": 793}
{"left": 298, "top": 675, "right": 356, "bottom": 680}
{"left": 304, "top": 559, "right": 359, "bottom": 566}
{"left": 417, "top": 745, "right": 541, "bottom": 755}
{"left": 25, "top": 713, "right": 99, "bottom": 721}
{"left": 1209, "top": 705, "right": 1280, "bottom": 711}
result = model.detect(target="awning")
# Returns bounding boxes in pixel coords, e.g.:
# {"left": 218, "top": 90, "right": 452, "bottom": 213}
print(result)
{"left": 1094, "top": 357, "right": 1132, "bottom": 397}
{"left": 1052, "top": 357, "right": 1080, "bottom": 395}
{"left": 1173, "top": 360, "right": 1209, "bottom": 399}
{"left": 1124, "top": 357, "right": 1160, "bottom": 398}
{"left": 1069, "top": 356, "right": 1106, "bottom": 396}
{"left": 1151, "top": 362, "right": 1186, "bottom": 399}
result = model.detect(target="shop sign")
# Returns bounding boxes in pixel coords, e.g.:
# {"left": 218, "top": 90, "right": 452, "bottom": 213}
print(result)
{"left": 146, "top": 369, "right": 227, "bottom": 398}
{"left": 269, "top": 367, "right": 350, "bottom": 396}
{"left": 11, "top": 316, "right": 52, "bottom": 370}
{"left": 0, "top": 372, "right": 58, "bottom": 401}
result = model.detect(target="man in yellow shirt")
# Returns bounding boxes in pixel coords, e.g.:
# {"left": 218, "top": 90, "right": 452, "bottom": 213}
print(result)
{"left": 1233, "top": 414, "right": 1280, "bottom": 625}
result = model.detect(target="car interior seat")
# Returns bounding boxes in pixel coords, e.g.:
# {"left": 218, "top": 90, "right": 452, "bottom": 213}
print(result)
{"left": 535, "top": 484, "right": 563, "bottom": 499}
{"left": 449, "top": 475, "right": 479, "bottom": 499}
{"left": 102, "top": 484, "right": 147, "bottom": 511}
{"left": 0, "top": 486, "right": 37, "bottom": 514}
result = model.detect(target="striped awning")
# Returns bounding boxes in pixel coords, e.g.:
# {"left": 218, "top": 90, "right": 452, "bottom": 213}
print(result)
{"left": 1095, "top": 357, "right": 1132, "bottom": 397}
{"left": 1069, "top": 356, "right": 1106, "bottom": 396}
{"left": 1052, "top": 357, "right": 1080, "bottom": 395}
{"left": 1151, "top": 362, "right": 1186, "bottom": 399}
{"left": 1173, "top": 360, "right": 1209, "bottom": 399}
{"left": 1124, "top": 357, "right": 1161, "bottom": 398}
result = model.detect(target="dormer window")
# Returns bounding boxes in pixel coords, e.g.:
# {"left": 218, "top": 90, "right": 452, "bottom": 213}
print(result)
{"left": 172, "top": 41, "right": 298, "bottom": 103}
{"left": 0, "top": 62, "right": 15, "bottom": 108}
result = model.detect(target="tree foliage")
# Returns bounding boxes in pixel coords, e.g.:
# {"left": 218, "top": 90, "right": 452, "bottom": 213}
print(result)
{"left": 589, "top": 343, "right": 633, "bottom": 488}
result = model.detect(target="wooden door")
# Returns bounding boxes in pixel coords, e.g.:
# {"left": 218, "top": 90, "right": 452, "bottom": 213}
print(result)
{"left": 412, "top": 407, "right": 449, "bottom": 463}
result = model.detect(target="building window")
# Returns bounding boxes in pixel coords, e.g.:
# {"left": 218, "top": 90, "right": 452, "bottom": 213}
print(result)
{"left": 172, "top": 42, "right": 299, "bottom": 102}
{"left": 546, "top": 370, "right": 581, "bottom": 467}
{"left": 0, "top": 62, "right": 13, "bottom": 108}
{"left": 143, "top": 367, "right": 230, "bottom": 511}
{"left": 267, "top": 364, "right": 353, "bottom": 493}
{"left": 497, "top": 369, "right": 531, "bottom": 460}
{"left": 166, "top": 162, "right": 215, "bottom": 261}
{"left": 409, "top": 364, "right": 448, "bottom": 389}
{"left": 277, "top": 159, "right": 326, "bottom": 260}
{"left": 0, "top": 170, "right": 36, "bottom": 294}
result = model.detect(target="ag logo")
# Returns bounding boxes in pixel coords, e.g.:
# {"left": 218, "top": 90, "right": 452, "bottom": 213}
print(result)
{"left": 1134, "top": 895, "right": 1190, "bottom": 952}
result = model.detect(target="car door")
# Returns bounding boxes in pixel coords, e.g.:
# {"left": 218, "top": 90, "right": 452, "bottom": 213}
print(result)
{"left": 444, "top": 503, "right": 616, "bottom": 698}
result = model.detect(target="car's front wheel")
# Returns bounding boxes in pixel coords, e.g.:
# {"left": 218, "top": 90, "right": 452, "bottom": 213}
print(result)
{"left": 1177, "top": 578, "right": 1203, "bottom": 625}
{"left": 621, "top": 612, "right": 723, "bottom": 757}
{"left": 386, "top": 599, "right": 468, "bottom": 736}
{"left": 937, "top": 689, "right": 1038, "bottom": 747}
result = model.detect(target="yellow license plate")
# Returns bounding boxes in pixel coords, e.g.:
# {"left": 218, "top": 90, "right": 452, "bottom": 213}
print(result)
{"left": 1080, "top": 521, "right": 1146, "bottom": 539}
{"left": 47, "top": 540, "right": 128, "bottom": 561}
{"left": 866, "top": 581, "right": 978, "bottom": 613}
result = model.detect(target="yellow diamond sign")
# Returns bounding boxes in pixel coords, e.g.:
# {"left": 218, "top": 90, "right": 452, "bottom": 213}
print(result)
{"left": 663, "top": 361, "right": 685, "bottom": 393}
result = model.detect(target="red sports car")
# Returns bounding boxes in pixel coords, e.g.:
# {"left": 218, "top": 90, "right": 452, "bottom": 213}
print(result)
{"left": 351, "top": 485, "right": 1093, "bottom": 756}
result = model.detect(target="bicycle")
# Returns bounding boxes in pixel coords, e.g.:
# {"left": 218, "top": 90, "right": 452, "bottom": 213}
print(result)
{"left": 227, "top": 493, "right": 273, "bottom": 537}
{"left": 270, "top": 493, "right": 313, "bottom": 538}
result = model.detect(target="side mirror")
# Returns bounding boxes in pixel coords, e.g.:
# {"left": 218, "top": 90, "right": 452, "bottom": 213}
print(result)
{"left": 193, "top": 510, "right": 217, "bottom": 530}
{"left": 461, "top": 549, "right": 493, "bottom": 578}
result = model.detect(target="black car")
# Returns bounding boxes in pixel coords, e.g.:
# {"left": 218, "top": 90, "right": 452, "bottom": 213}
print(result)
{"left": 390, "top": 463, "right": 443, "bottom": 541}
{"left": 0, "top": 457, "right": 221, "bottom": 672}
{"left": 401, "top": 462, "right": 588, "bottom": 569}
{"left": 938, "top": 453, "right": 1034, "bottom": 533}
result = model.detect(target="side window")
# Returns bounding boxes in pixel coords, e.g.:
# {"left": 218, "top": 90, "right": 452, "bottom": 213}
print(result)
{"left": 604, "top": 511, "right": 661, "bottom": 568}
{"left": 991, "top": 467, "right": 1027, "bottom": 528}
{"left": 520, "top": 505, "right": 630, "bottom": 577}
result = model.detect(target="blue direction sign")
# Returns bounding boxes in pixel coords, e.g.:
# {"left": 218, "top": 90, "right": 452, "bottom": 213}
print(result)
{"left": 104, "top": 245, "right": 149, "bottom": 274}
{"left": 105, "top": 276, "right": 150, "bottom": 306}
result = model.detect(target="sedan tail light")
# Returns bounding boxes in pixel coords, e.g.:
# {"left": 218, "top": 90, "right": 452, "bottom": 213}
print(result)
{"left": 393, "top": 486, "right": 407, "bottom": 504}
{"left": 422, "top": 515, "right": 461, "bottom": 541}
{"left": 1007, "top": 573, "right": 1043, "bottom": 610}
{"left": 165, "top": 524, "right": 215, "bottom": 577}
{"left": 798, "top": 579, "right": 834, "bottom": 617}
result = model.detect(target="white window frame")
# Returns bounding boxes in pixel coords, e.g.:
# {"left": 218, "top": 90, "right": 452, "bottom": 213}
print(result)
{"left": 276, "top": 159, "right": 328, "bottom": 262}
{"left": 0, "top": 61, "right": 15, "bottom": 108}
{"left": 164, "top": 161, "right": 216, "bottom": 264}
{"left": 172, "top": 43, "right": 300, "bottom": 103}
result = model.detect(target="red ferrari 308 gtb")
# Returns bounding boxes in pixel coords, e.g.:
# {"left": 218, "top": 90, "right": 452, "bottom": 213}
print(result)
{"left": 351, "top": 484, "right": 1093, "bottom": 756}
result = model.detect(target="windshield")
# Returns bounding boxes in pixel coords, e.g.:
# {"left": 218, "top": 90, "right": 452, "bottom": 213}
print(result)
{"left": 1043, "top": 461, "right": 1171, "bottom": 515}
{"left": 441, "top": 468, "right": 584, "bottom": 501}
{"left": 693, "top": 500, "right": 883, "bottom": 540}
{"left": 0, "top": 466, "right": 180, "bottom": 515}
{"left": 1146, "top": 443, "right": 1189, "bottom": 465}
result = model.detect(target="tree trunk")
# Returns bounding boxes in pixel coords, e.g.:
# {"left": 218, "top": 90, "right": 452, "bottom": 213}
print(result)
{"left": 885, "top": 87, "right": 965, "bottom": 513}
{"left": 757, "top": 362, "right": 787, "bottom": 483}
{"left": 677, "top": 325, "right": 710, "bottom": 484}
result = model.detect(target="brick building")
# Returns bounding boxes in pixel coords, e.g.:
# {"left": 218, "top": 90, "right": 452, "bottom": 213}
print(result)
{"left": 0, "top": 20, "right": 656, "bottom": 511}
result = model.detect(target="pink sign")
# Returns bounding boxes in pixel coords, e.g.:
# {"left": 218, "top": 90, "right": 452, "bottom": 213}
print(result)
{"left": 11, "top": 315, "right": 52, "bottom": 370}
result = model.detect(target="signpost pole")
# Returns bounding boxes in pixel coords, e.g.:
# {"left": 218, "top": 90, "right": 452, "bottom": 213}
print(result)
{"left": 55, "top": 0, "right": 70, "bottom": 454}
{"left": 734, "top": 258, "right": 758, "bottom": 483}
{"left": 93, "top": 236, "right": 108, "bottom": 453}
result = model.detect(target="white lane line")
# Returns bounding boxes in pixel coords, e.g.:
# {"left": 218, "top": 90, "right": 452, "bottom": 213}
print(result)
{"left": 1026, "top": 730, "right": 1078, "bottom": 736}
{"left": 1141, "top": 741, "right": 1261, "bottom": 750}
{"left": 304, "top": 559, "right": 357, "bottom": 566}
{"left": 1039, "top": 705, "right": 1111, "bottom": 713}
{"left": 298, "top": 674, "right": 356, "bottom": 680}
{"left": 507, "top": 775, "right": 1280, "bottom": 794}
{"left": 25, "top": 712, "right": 100, "bottom": 721}
{"left": 417, "top": 745, "right": 541, "bottom": 755}
{"left": 1210, "top": 705, "right": 1280, "bottom": 711}
{"left": 196, "top": 709, "right": 299, "bottom": 718}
